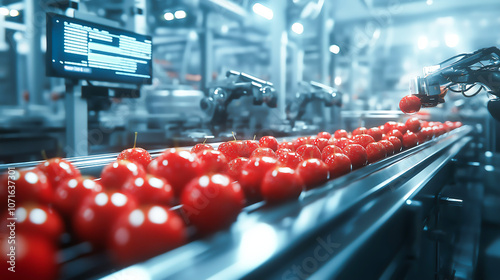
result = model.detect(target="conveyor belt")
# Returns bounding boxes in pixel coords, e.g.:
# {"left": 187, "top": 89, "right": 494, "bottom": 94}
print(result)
{"left": 87, "top": 126, "right": 472, "bottom": 280}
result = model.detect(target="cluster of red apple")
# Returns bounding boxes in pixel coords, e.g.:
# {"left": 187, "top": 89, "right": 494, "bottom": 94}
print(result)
{"left": 0, "top": 117, "right": 462, "bottom": 279}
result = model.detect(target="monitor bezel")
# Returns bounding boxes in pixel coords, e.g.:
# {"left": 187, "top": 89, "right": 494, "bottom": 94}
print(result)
{"left": 46, "top": 12, "right": 153, "bottom": 85}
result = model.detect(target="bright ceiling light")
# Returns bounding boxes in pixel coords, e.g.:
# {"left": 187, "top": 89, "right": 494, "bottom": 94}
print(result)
{"left": 252, "top": 3, "right": 273, "bottom": 20}
{"left": 329, "top": 44, "right": 340, "bottom": 54}
{"left": 426, "top": 0, "right": 433, "bottom": 5}
{"left": 417, "top": 36, "right": 428, "bottom": 50}
{"left": 188, "top": 30, "right": 197, "bottom": 40}
{"left": 163, "top": 12, "right": 174, "bottom": 21}
{"left": 0, "top": 7, "right": 9, "bottom": 16}
{"left": 445, "top": 33, "right": 459, "bottom": 48}
{"left": 9, "top": 9, "right": 19, "bottom": 17}
{"left": 334, "top": 77, "right": 342, "bottom": 86}
{"left": 291, "top": 22, "right": 304, "bottom": 35}
{"left": 174, "top": 10, "right": 187, "bottom": 19}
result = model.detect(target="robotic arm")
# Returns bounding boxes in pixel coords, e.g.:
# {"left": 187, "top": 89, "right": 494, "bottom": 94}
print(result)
{"left": 287, "top": 81, "right": 342, "bottom": 125}
{"left": 200, "top": 70, "right": 277, "bottom": 125}
{"left": 410, "top": 46, "right": 500, "bottom": 121}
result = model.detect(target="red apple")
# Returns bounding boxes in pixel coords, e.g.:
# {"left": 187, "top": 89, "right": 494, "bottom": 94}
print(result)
{"left": 218, "top": 141, "right": 242, "bottom": 161}
{"left": 296, "top": 159, "right": 329, "bottom": 190}
{"left": 2, "top": 204, "right": 64, "bottom": 243}
{"left": 239, "top": 140, "right": 259, "bottom": 158}
{"left": 191, "top": 143, "right": 214, "bottom": 154}
{"left": 292, "top": 137, "right": 309, "bottom": 150}
{"left": 296, "top": 144, "right": 322, "bottom": 160}
{"left": 352, "top": 127, "right": 368, "bottom": 136}
{"left": 250, "top": 147, "right": 278, "bottom": 159}
{"left": 396, "top": 122, "right": 408, "bottom": 134}
{"left": 0, "top": 234, "right": 59, "bottom": 280}
{"left": 367, "top": 127, "right": 383, "bottom": 141}
{"left": 399, "top": 95, "right": 421, "bottom": 114}
{"left": 321, "top": 145, "right": 344, "bottom": 161}
{"left": 261, "top": 167, "right": 304, "bottom": 203}
{"left": 108, "top": 205, "right": 187, "bottom": 265}
{"left": 239, "top": 156, "right": 278, "bottom": 202}
{"left": 37, "top": 158, "right": 80, "bottom": 190}
{"left": 405, "top": 117, "right": 421, "bottom": 133}
{"left": 378, "top": 140, "right": 395, "bottom": 156}
{"left": 324, "top": 153, "right": 352, "bottom": 178}
{"left": 317, "top": 132, "right": 332, "bottom": 139}
{"left": 147, "top": 149, "right": 202, "bottom": 196}
{"left": 196, "top": 150, "right": 229, "bottom": 174}
{"left": 402, "top": 131, "right": 419, "bottom": 149}
{"left": 73, "top": 191, "right": 138, "bottom": 248}
{"left": 100, "top": 160, "right": 146, "bottom": 190}
{"left": 117, "top": 147, "right": 152, "bottom": 170}
{"left": 343, "top": 144, "right": 368, "bottom": 169}
{"left": 385, "top": 136, "right": 402, "bottom": 153}
{"left": 383, "top": 121, "right": 398, "bottom": 133}
{"left": 333, "top": 129, "right": 349, "bottom": 139}
{"left": 181, "top": 174, "right": 244, "bottom": 234}
{"left": 385, "top": 129, "right": 404, "bottom": 142}
{"left": 259, "top": 136, "right": 278, "bottom": 151}
{"left": 313, "top": 137, "right": 330, "bottom": 151}
{"left": 121, "top": 174, "right": 174, "bottom": 206}
{"left": 277, "top": 152, "right": 304, "bottom": 169}
{"left": 330, "top": 137, "right": 355, "bottom": 149}
{"left": 278, "top": 141, "right": 295, "bottom": 151}
{"left": 53, "top": 176, "right": 103, "bottom": 216}
{"left": 1, "top": 168, "right": 52, "bottom": 206}
{"left": 352, "top": 134, "right": 375, "bottom": 148}
{"left": 366, "top": 142, "right": 386, "bottom": 163}
{"left": 226, "top": 157, "right": 250, "bottom": 181}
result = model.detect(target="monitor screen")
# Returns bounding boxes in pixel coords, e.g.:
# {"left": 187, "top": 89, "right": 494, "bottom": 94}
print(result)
{"left": 46, "top": 13, "right": 152, "bottom": 84}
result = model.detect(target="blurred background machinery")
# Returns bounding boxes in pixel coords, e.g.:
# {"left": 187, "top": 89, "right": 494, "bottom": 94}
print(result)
{"left": 1, "top": 0, "right": 499, "bottom": 161}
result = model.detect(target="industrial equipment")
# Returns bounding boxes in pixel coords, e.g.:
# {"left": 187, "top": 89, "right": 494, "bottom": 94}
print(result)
{"left": 410, "top": 46, "right": 500, "bottom": 121}
{"left": 287, "top": 80, "right": 342, "bottom": 127}
{"left": 200, "top": 70, "right": 277, "bottom": 127}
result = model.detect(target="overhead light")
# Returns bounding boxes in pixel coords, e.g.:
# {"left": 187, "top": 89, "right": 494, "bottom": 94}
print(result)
{"left": 163, "top": 12, "right": 174, "bottom": 21}
{"left": 417, "top": 36, "right": 428, "bottom": 50}
{"left": 174, "top": 10, "right": 187, "bottom": 19}
{"left": 329, "top": 44, "right": 340, "bottom": 54}
{"left": 188, "top": 30, "right": 197, "bottom": 40}
{"left": 291, "top": 22, "right": 304, "bottom": 35}
{"left": 444, "top": 33, "right": 459, "bottom": 48}
{"left": 9, "top": 9, "right": 19, "bottom": 17}
{"left": 0, "top": 7, "right": 9, "bottom": 16}
{"left": 334, "top": 77, "right": 342, "bottom": 86}
{"left": 426, "top": 0, "right": 433, "bottom": 5}
{"left": 252, "top": 3, "right": 273, "bottom": 20}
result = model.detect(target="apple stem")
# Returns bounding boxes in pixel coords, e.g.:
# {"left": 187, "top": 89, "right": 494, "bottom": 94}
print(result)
{"left": 253, "top": 135, "right": 256, "bottom": 141}
{"left": 41, "top": 150, "right": 48, "bottom": 160}
{"left": 232, "top": 131, "right": 237, "bottom": 142}
{"left": 203, "top": 138, "right": 207, "bottom": 144}
{"left": 133, "top": 132, "right": 138, "bottom": 149}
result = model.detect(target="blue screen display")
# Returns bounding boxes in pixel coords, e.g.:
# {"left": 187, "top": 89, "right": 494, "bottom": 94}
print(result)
{"left": 46, "top": 13, "right": 152, "bottom": 84}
